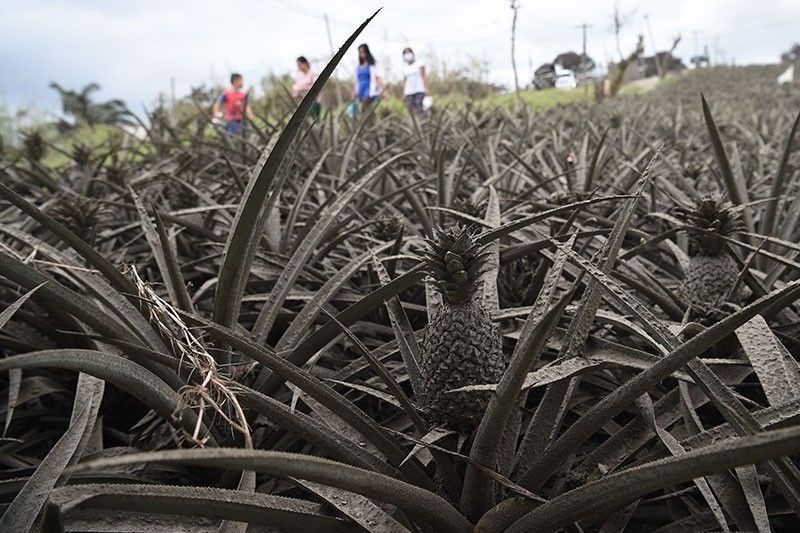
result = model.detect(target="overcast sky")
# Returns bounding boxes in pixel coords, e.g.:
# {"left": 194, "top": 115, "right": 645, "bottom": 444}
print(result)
{"left": 2, "top": 0, "right": 799, "bottom": 115}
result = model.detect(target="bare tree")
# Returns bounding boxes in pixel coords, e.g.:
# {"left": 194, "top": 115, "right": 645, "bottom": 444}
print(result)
{"left": 668, "top": 35, "right": 682, "bottom": 54}
{"left": 611, "top": 4, "right": 625, "bottom": 59}
{"left": 609, "top": 35, "right": 645, "bottom": 96}
{"left": 780, "top": 43, "right": 799, "bottom": 63}
{"left": 610, "top": 2, "right": 637, "bottom": 60}
{"left": 662, "top": 34, "right": 682, "bottom": 78}
{"left": 510, "top": 0, "right": 521, "bottom": 97}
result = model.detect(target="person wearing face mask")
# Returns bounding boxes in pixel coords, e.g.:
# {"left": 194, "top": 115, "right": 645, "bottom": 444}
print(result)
{"left": 402, "top": 47, "right": 428, "bottom": 115}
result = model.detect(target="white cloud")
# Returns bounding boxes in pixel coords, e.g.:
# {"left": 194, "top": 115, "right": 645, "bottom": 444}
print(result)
{"left": 1, "top": 0, "right": 798, "bottom": 112}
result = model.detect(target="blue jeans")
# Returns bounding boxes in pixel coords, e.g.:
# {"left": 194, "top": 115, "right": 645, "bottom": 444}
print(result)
{"left": 405, "top": 92, "right": 425, "bottom": 115}
{"left": 225, "top": 120, "right": 243, "bottom": 135}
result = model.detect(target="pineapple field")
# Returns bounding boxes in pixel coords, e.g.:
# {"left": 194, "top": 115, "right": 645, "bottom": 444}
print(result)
{"left": 4, "top": 18, "right": 800, "bottom": 533}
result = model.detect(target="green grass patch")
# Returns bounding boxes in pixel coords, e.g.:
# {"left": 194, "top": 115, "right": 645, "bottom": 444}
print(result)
{"left": 436, "top": 86, "right": 592, "bottom": 111}
{"left": 42, "top": 124, "right": 127, "bottom": 167}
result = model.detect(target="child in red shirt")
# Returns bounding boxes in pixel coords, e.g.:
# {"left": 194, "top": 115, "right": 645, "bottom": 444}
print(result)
{"left": 213, "top": 73, "right": 255, "bottom": 134}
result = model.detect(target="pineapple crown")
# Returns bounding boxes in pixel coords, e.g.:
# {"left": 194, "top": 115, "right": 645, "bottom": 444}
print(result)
{"left": 49, "top": 194, "right": 108, "bottom": 246}
{"left": 71, "top": 143, "right": 93, "bottom": 170}
{"left": 676, "top": 195, "right": 744, "bottom": 256}
{"left": 371, "top": 215, "right": 404, "bottom": 241}
{"left": 548, "top": 190, "right": 591, "bottom": 206}
{"left": 420, "top": 224, "right": 489, "bottom": 304}
{"left": 452, "top": 196, "right": 486, "bottom": 219}
{"left": 23, "top": 131, "right": 46, "bottom": 162}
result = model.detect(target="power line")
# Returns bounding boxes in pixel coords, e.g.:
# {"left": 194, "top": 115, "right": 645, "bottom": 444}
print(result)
{"left": 433, "top": 31, "right": 508, "bottom": 49}
{"left": 244, "top": 0, "right": 354, "bottom": 26}
{"left": 714, "top": 16, "right": 800, "bottom": 37}
{"left": 406, "top": 20, "right": 504, "bottom": 43}
{"left": 242, "top": 0, "right": 505, "bottom": 47}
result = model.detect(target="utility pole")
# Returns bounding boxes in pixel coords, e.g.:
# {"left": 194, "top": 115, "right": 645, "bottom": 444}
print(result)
{"left": 510, "top": 0, "right": 521, "bottom": 99}
{"left": 577, "top": 23, "right": 591, "bottom": 61}
{"left": 324, "top": 14, "right": 342, "bottom": 107}
{"left": 576, "top": 23, "right": 592, "bottom": 95}
{"left": 323, "top": 14, "right": 335, "bottom": 59}
{"left": 528, "top": 53, "right": 533, "bottom": 87}
{"left": 170, "top": 76, "right": 176, "bottom": 105}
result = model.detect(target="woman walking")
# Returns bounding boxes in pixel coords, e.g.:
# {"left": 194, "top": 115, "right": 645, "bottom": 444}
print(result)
{"left": 402, "top": 47, "right": 428, "bottom": 115}
{"left": 293, "top": 56, "right": 321, "bottom": 118}
{"left": 353, "top": 44, "right": 385, "bottom": 110}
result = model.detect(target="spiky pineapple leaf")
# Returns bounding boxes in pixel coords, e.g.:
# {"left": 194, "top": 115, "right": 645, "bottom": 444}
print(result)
{"left": 0, "top": 350, "right": 199, "bottom": 437}
{"left": 180, "top": 310, "right": 433, "bottom": 489}
{"left": 293, "top": 479, "right": 409, "bottom": 533}
{"left": 281, "top": 149, "right": 331, "bottom": 251}
{"left": 1, "top": 284, "right": 43, "bottom": 434}
{"left": 0, "top": 250, "right": 182, "bottom": 389}
{"left": 636, "top": 393, "right": 731, "bottom": 531}
{"left": 481, "top": 186, "right": 501, "bottom": 311}
{"left": 1, "top": 373, "right": 101, "bottom": 531}
{"left": 321, "top": 305, "right": 425, "bottom": 430}
{"left": 152, "top": 208, "right": 196, "bottom": 314}
{"left": 71, "top": 449, "right": 472, "bottom": 533}
{"left": 762, "top": 109, "right": 800, "bottom": 239}
{"left": 258, "top": 264, "right": 427, "bottom": 396}
{"left": 372, "top": 257, "right": 424, "bottom": 397}
{"left": 461, "top": 236, "right": 577, "bottom": 520}
{"left": 252, "top": 152, "right": 410, "bottom": 342}
{"left": 0, "top": 182, "right": 136, "bottom": 298}
{"left": 735, "top": 315, "right": 800, "bottom": 406}
{"left": 700, "top": 94, "right": 755, "bottom": 234}
{"left": 0, "top": 223, "right": 168, "bottom": 354}
{"left": 130, "top": 188, "right": 186, "bottom": 312}
{"left": 516, "top": 277, "right": 800, "bottom": 491}
{"left": 272, "top": 242, "right": 393, "bottom": 351}
{"left": 240, "top": 388, "right": 386, "bottom": 472}
{"left": 43, "top": 484, "right": 355, "bottom": 533}
{"left": 495, "top": 424, "right": 800, "bottom": 532}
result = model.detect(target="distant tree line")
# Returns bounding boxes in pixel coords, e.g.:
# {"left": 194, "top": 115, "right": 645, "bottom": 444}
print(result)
{"left": 48, "top": 82, "right": 134, "bottom": 132}
{"left": 782, "top": 43, "right": 800, "bottom": 63}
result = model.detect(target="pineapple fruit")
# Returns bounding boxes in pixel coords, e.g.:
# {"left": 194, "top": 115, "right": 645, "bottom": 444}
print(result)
{"left": 677, "top": 196, "right": 746, "bottom": 322}
{"left": 418, "top": 225, "right": 506, "bottom": 430}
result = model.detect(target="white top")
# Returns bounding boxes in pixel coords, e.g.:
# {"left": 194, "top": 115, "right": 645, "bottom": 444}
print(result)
{"left": 403, "top": 61, "right": 426, "bottom": 95}
{"left": 293, "top": 70, "right": 320, "bottom": 102}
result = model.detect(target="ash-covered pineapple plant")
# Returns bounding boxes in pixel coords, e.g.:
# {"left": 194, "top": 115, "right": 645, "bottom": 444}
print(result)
{"left": 417, "top": 225, "right": 507, "bottom": 430}
{"left": 452, "top": 195, "right": 485, "bottom": 219}
{"left": 498, "top": 255, "right": 539, "bottom": 308}
{"left": 48, "top": 194, "right": 110, "bottom": 247}
{"left": 22, "top": 130, "right": 47, "bottom": 163}
{"left": 370, "top": 215, "right": 404, "bottom": 241}
{"left": 677, "top": 195, "right": 747, "bottom": 322}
